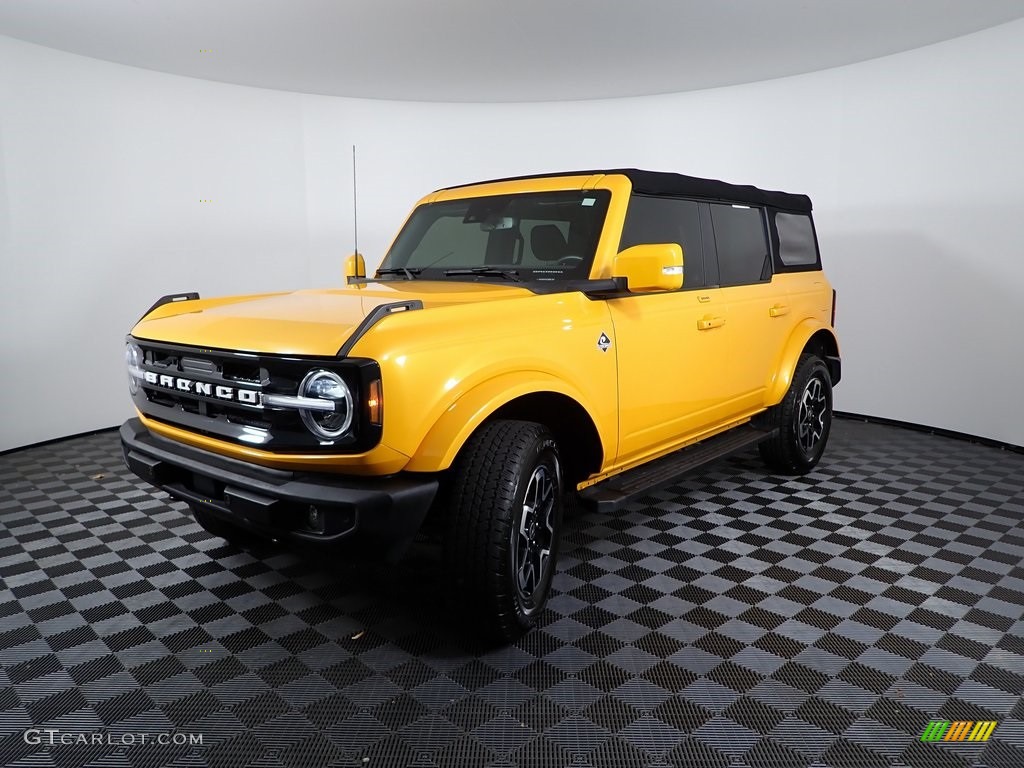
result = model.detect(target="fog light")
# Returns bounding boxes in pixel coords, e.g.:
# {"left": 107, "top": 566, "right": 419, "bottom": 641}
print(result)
{"left": 307, "top": 505, "right": 325, "bottom": 533}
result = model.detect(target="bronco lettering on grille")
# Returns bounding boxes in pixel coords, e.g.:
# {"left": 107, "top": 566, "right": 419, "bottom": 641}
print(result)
{"left": 142, "top": 371, "right": 260, "bottom": 405}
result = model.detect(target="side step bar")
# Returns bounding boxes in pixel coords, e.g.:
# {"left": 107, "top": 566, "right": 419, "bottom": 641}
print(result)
{"left": 579, "top": 424, "right": 776, "bottom": 512}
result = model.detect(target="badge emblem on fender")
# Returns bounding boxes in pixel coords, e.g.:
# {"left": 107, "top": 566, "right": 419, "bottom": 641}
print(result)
{"left": 597, "top": 332, "right": 611, "bottom": 352}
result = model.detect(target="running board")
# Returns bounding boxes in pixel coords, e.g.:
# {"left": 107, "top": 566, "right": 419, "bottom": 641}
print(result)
{"left": 579, "top": 425, "right": 776, "bottom": 512}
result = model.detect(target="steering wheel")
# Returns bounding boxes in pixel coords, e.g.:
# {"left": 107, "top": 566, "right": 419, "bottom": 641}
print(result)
{"left": 557, "top": 255, "right": 584, "bottom": 267}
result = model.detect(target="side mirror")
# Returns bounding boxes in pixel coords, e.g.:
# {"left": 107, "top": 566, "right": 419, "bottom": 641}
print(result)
{"left": 612, "top": 243, "right": 684, "bottom": 293}
{"left": 344, "top": 252, "right": 366, "bottom": 283}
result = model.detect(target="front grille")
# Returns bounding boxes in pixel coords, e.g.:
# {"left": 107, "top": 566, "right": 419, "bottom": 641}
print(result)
{"left": 149, "top": 348, "right": 268, "bottom": 387}
{"left": 129, "top": 338, "right": 382, "bottom": 453}
{"left": 137, "top": 345, "right": 270, "bottom": 431}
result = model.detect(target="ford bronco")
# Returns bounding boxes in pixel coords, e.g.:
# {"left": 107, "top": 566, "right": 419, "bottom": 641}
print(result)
{"left": 121, "top": 169, "right": 840, "bottom": 641}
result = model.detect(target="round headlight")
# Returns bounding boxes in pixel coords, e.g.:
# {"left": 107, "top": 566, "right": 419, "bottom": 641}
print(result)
{"left": 125, "top": 341, "right": 143, "bottom": 395}
{"left": 299, "top": 369, "right": 353, "bottom": 440}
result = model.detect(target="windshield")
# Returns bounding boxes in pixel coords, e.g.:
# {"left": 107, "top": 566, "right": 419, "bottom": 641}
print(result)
{"left": 378, "top": 190, "right": 611, "bottom": 282}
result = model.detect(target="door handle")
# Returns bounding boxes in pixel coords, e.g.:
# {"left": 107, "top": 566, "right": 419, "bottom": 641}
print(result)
{"left": 769, "top": 304, "right": 790, "bottom": 318}
{"left": 697, "top": 316, "right": 725, "bottom": 331}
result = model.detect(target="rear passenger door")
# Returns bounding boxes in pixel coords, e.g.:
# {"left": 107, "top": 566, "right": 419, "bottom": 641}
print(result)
{"left": 707, "top": 203, "right": 796, "bottom": 413}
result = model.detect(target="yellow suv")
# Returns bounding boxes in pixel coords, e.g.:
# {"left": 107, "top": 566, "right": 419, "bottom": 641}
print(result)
{"left": 121, "top": 169, "right": 840, "bottom": 640}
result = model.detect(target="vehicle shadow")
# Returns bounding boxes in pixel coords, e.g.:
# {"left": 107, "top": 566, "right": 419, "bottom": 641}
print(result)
{"left": 200, "top": 529, "right": 500, "bottom": 656}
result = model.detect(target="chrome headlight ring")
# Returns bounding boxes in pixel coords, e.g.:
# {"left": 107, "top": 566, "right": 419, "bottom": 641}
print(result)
{"left": 296, "top": 369, "right": 354, "bottom": 440}
{"left": 125, "top": 341, "right": 144, "bottom": 394}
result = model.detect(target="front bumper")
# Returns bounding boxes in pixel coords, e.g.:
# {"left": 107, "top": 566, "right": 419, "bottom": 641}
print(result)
{"left": 120, "top": 418, "right": 438, "bottom": 549}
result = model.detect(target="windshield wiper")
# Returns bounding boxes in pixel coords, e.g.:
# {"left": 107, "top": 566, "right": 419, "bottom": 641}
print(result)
{"left": 374, "top": 267, "right": 421, "bottom": 280}
{"left": 444, "top": 267, "right": 521, "bottom": 282}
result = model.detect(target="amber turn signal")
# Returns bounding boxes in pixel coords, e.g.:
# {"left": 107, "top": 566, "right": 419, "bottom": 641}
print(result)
{"left": 366, "top": 379, "right": 382, "bottom": 425}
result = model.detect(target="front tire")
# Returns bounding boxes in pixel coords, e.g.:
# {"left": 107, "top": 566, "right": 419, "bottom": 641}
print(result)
{"left": 444, "top": 420, "right": 564, "bottom": 642}
{"left": 759, "top": 354, "right": 833, "bottom": 474}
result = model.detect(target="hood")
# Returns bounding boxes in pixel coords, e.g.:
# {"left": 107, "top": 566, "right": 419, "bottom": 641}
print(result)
{"left": 131, "top": 281, "right": 532, "bottom": 356}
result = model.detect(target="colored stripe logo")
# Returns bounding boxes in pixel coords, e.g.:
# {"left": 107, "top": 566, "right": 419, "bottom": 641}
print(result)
{"left": 920, "top": 721, "right": 997, "bottom": 742}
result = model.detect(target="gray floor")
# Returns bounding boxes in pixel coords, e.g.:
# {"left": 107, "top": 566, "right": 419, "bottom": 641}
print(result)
{"left": 1, "top": 418, "right": 1023, "bottom": 767}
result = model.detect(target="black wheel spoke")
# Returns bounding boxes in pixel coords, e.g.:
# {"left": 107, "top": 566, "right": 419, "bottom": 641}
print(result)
{"left": 796, "top": 375, "right": 829, "bottom": 454}
{"left": 514, "top": 462, "right": 558, "bottom": 602}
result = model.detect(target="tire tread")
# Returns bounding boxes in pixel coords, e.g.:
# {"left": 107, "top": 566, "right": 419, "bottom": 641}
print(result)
{"left": 443, "top": 420, "right": 556, "bottom": 641}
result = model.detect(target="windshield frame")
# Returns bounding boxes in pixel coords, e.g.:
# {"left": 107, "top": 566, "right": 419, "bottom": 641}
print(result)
{"left": 376, "top": 190, "right": 612, "bottom": 285}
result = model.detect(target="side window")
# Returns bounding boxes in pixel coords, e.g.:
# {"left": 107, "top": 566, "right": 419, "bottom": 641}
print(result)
{"left": 709, "top": 204, "right": 770, "bottom": 286}
{"left": 619, "top": 196, "right": 704, "bottom": 290}
{"left": 774, "top": 212, "right": 819, "bottom": 268}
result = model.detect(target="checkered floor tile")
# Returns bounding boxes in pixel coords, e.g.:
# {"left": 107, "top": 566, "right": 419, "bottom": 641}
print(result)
{"left": 1, "top": 418, "right": 1022, "bottom": 767}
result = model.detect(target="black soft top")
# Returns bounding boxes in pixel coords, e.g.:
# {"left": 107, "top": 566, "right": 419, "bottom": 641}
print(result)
{"left": 446, "top": 168, "right": 812, "bottom": 213}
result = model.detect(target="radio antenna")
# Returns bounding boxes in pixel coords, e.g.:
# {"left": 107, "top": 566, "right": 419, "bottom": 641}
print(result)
{"left": 352, "top": 145, "right": 359, "bottom": 257}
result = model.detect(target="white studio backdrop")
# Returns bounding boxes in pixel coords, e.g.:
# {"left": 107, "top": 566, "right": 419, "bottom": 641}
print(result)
{"left": 1, "top": 19, "right": 1023, "bottom": 452}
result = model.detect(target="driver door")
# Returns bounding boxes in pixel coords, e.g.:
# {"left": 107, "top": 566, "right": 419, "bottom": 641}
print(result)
{"left": 608, "top": 197, "right": 733, "bottom": 464}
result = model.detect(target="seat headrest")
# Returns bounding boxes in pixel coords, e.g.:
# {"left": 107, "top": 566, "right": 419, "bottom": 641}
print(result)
{"left": 531, "top": 224, "right": 568, "bottom": 261}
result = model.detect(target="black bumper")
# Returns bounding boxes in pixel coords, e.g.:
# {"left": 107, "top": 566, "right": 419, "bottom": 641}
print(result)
{"left": 120, "top": 418, "right": 438, "bottom": 549}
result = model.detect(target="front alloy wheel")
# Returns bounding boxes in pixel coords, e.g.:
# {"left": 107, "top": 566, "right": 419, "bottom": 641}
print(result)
{"left": 514, "top": 463, "right": 558, "bottom": 611}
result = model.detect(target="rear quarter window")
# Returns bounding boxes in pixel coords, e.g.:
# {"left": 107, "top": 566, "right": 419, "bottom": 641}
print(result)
{"left": 773, "top": 211, "right": 820, "bottom": 269}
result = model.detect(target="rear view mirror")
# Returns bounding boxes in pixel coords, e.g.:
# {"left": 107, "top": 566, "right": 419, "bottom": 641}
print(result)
{"left": 480, "top": 215, "right": 515, "bottom": 232}
{"left": 612, "top": 243, "right": 684, "bottom": 293}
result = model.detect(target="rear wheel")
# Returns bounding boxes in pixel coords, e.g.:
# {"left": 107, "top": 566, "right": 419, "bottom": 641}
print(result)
{"left": 443, "top": 420, "right": 564, "bottom": 642}
{"left": 759, "top": 354, "right": 833, "bottom": 474}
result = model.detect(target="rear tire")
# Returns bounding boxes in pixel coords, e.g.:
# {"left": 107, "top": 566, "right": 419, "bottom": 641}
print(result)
{"left": 443, "top": 420, "right": 564, "bottom": 643}
{"left": 759, "top": 354, "right": 833, "bottom": 474}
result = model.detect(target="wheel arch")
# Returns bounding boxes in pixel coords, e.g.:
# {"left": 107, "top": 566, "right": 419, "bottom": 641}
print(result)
{"left": 766, "top": 322, "right": 841, "bottom": 406}
{"left": 404, "top": 373, "right": 606, "bottom": 482}
{"left": 487, "top": 393, "right": 603, "bottom": 486}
